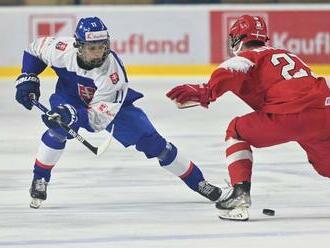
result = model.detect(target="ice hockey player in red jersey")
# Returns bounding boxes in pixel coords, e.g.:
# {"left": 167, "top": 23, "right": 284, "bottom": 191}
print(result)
{"left": 167, "top": 14, "right": 330, "bottom": 221}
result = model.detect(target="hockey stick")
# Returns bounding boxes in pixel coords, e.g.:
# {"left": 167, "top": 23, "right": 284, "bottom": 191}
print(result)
{"left": 31, "top": 98, "right": 113, "bottom": 156}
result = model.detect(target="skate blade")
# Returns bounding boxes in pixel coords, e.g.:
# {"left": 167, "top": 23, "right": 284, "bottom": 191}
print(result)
{"left": 218, "top": 207, "right": 249, "bottom": 221}
{"left": 30, "top": 198, "right": 43, "bottom": 209}
{"left": 175, "top": 100, "right": 200, "bottom": 109}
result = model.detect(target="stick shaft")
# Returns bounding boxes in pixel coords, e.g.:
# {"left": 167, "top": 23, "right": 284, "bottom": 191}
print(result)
{"left": 31, "top": 99, "right": 98, "bottom": 155}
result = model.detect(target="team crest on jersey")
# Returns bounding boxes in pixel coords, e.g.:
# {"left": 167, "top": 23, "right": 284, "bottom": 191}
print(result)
{"left": 78, "top": 84, "right": 96, "bottom": 104}
{"left": 97, "top": 103, "right": 115, "bottom": 117}
{"left": 55, "top": 41, "right": 68, "bottom": 51}
{"left": 109, "top": 72, "right": 119, "bottom": 84}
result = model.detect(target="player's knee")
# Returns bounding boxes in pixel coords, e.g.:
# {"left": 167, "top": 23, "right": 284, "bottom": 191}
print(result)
{"left": 49, "top": 128, "right": 68, "bottom": 141}
{"left": 135, "top": 132, "right": 167, "bottom": 159}
{"left": 158, "top": 142, "right": 177, "bottom": 166}
{"left": 226, "top": 117, "right": 240, "bottom": 140}
{"left": 42, "top": 130, "right": 66, "bottom": 149}
{"left": 48, "top": 123, "right": 79, "bottom": 141}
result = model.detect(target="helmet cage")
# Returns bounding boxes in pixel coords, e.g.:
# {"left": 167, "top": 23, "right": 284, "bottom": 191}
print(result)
{"left": 230, "top": 34, "right": 247, "bottom": 49}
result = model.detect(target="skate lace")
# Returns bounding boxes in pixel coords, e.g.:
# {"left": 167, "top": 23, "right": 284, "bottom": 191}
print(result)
{"left": 219, "top": 180, "right": 234, "bottom": 201}
{"left": 218, "top": 180, "right": 251, "bottom": 208}
{"left": 198, "top": 181, "right": 215, "bottom": 196}
{"left": 35, "top": 179, "right": 46, "bottom": 192}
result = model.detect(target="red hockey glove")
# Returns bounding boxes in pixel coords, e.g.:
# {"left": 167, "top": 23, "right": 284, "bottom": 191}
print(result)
{"left": 166, "top": 84, "right": 210, "bottom": 108}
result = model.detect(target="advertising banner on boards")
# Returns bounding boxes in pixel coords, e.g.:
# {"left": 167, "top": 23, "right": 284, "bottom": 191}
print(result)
{"left": 210, "top": 10, "right": 330, "bottom": 64}
{"left": 0, "top": 6, "right": 329, "bottom": 76}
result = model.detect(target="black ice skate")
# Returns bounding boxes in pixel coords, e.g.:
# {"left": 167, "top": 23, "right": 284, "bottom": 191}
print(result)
{"left": 197, "top": 181, "right": 222, "bottom": 202}
{"left": 29, "top": 178, "right": 48, "bottom": 209}
{"left": 216, "top": 181, "right": 251, "bottom": 221}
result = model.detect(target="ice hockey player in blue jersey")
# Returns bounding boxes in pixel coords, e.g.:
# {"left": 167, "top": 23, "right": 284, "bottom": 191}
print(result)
{"left": 15, "top": 16, "right": 221, "bottom": 209}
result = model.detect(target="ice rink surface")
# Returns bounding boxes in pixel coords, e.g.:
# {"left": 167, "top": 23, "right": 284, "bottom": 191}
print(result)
{"left": 1, "top": 77, "right": 330, "bottom": 248}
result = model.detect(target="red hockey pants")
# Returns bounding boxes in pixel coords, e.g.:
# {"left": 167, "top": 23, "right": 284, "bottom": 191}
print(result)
{"left": 225, "top": 107, "right": 330, "bottom": 185}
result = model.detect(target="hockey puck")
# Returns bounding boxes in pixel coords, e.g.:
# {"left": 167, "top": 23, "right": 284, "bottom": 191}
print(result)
{"left": 262, "top": 208, "right": 275, "bottom": 216}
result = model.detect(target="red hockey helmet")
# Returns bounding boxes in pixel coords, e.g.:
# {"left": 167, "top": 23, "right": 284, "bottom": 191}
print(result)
{"left": 229, "top": 15, "right": 269, "bottom": 49}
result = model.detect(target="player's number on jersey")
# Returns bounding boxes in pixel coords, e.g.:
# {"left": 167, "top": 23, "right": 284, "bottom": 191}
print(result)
{"left": 271, "top": 53, "right": 309, "bottom": 80}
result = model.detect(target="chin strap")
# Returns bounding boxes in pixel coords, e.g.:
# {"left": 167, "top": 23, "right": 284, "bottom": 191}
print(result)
{"left": 232, "top": 41, "right": 244, "bottom": 56}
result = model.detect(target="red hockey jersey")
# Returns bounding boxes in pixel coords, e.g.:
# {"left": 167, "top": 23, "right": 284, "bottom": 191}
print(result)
{"left": 208, "top": 46, "right": 330, "bottom": 114}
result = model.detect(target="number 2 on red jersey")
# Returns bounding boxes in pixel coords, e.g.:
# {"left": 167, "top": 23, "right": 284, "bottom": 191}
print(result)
{"left": 271, "top": 53, "right": 316, "bottom": 80}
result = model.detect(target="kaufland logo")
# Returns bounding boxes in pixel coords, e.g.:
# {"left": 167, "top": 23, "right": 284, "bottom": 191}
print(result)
{"left": 85, "top": 31, "right": 108, "bottom": 41}
{"left": 29, "top": 15, "right": 76, "bottom": 42}
{"left": 111, "top": 33, "right": 189, "bottom": 54}
{"left": 272, "top": 32, "right": 330, "bottom": 55}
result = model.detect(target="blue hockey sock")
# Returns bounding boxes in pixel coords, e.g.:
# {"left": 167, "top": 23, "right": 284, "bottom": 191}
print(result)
{"left": 135, "top": 133, "right": 205, "bottom": 191}
{"left": 179, "top": 162, "right": 205, "bottom": 191}
{"left": 32, "top": 130, "right": 66, "bottom": 182}
{"left": 33, "top": 163, "right": 52, "bottom": 182}
{"left": 158, "top": 143, "right": 204, "bottom": 191}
